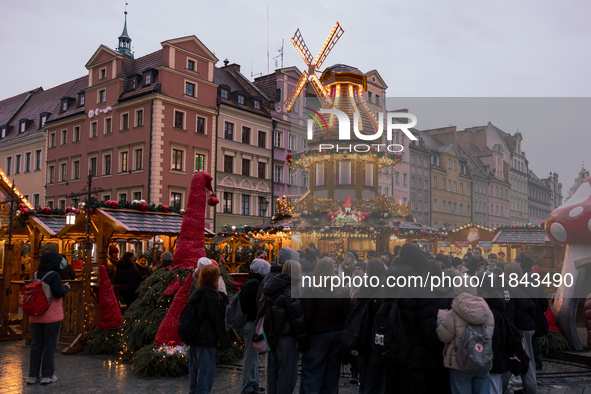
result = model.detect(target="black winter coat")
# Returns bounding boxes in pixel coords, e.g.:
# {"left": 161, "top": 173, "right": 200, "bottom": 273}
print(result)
{"left": 262, "top": 274, "right": 307, "bottom": 348}
{"left": 486, "top": 296, "right": 508, "bottom": 374}
{"left": 302, "top": 288, "right": 351, "bottom": 335}
{"left": 240, "top": 273, "right": 264, "bottom": 322}
{"left": 190, "top": 286, "right": 231, "bottom": 348}
{"left": 511, "top": 286, "right": 537, "bottom": 331}
{"left": 37, "top": 254, "right": 68, "bottom": 300}
{"left": 114, "top": 258, "right": 143, "bottom": 288}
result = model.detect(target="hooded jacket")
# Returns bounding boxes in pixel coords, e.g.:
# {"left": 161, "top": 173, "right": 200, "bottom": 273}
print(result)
{"left": 262, "top": 273, "right": 307, "bottom": 348}
{"left": 485, "top": 295, "right": 508, "bottom": 374}
{"left": 30, "top": 251, "right": 69, "bottom": 324}
{"left": 436, "top": 292, "right": 494, "bottom": 371}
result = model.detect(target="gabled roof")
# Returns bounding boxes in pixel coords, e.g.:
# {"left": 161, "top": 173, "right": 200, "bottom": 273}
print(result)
{"left": 215, "top": 66, "right": 271, "bottom": 117}
{"left": 492, "top": 229, "right": 548, "bottom": 244}
{"left": 85, "top": 45, "right": 120, "bottom": 69}
{"left": 45, "top": 76, "right": 89, "bottom": 123}
{"left": 0, "top": 89, "right": 38, "bottom": 127}
{"left": 162, "top": 35, "right": 219, "bottom": 63}
{"left": 365, "top": 69, "right": 388, "bottom": 89}
{"left": 119, "top": 49, "right": 164, "bottom": 101}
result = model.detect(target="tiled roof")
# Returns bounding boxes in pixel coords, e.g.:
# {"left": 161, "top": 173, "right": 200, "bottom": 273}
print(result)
{"left": 253, "top": 73, "right": 277, "bottom": 101}
{"left": 215, "top": 67, "right": 271, "bottom": 117}
{"left": 326, "top": 64, "right": 363, "bottom": 74}
{"left": 101, "top": 209, "right": 184, "bottom": 235}
{"left": 119, "top": 50, "right": 163, "bottom": 101}
{"left": 0, "top": 90, "right": 37, "bottom": 127}
{"left": 131, "top": 49, "right": 163, "bottom": 74}
{"left": 31, "top": 215, "right": 67, "bottom": 236}
{"left": 48, "top": 76, "right": 89, "bottom": 122}
{"left": 492, "top": 230, "right": 548, "bottom": 244}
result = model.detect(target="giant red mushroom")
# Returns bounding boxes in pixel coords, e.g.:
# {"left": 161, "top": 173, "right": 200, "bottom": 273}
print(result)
{"left": 545, "top": 175, "right": 591, "bottom": 350}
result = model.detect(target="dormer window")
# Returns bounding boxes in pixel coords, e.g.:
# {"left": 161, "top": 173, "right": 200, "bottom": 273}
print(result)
{"left": 19, "top": 119, "right": 28, "bottom": 133}
{"left": 187, "top": 59, "right": 195, "bottom": 71}
{"left": 61, "top": 101, "right": 69, "bottom": 112}
{"left": 220, "top": 89, "right": 229, "bottom": 100}
{"left": 129, "top": 77, "right": 137, "bottom": 90}
{"left": 1, "top": 126, "right": 6, "bottom": 139}
{"left": 144, "top": 73, "right": 152, "bottom": 86}
{"left": 78, "top": 93, "right": 85, "bottom": 107}
{"left": 237, "top": 95, "right": 245, "bottom": 105}
{"left": 100, "top": 68, "right": 107, "bottom": 80}
{"left": 253, "top": 100, "right": 261, "bottom": 110}
{"left": 39, "top": 113, "right": 49, "bottom": 129}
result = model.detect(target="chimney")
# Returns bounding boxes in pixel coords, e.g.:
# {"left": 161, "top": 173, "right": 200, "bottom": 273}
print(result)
{"left": 223, "top": 59, "right": 229, "bottom": 67}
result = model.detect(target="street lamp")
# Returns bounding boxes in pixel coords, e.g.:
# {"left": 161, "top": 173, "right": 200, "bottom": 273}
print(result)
{"left": 260, "top": 198, "right": 269, "bottom": 223}
{"left": 66, "top": 212, "right": 76, "bottom": 225}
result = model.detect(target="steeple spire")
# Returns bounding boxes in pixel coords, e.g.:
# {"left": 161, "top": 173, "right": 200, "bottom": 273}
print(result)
{"left": 117, "top": 3, "right": 133, "bottom": 58}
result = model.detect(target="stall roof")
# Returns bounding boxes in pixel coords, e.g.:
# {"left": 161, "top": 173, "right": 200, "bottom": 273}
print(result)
{"left": 29, "top": 215, "right": 67, "bottom": 236}
{"left": 492, "top": 229, "right": 549, "bottom": 244}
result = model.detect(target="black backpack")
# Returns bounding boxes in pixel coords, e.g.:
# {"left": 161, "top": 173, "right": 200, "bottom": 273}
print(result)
{"left": 504, "top": 319, "right": 530, "bottom": 375}
{"left": 372, "top": 300, "right": 410, "bottom": 363}
{"left": 341, "top": 299, "right": 372, "bottom": 357}
{"left": 178, "top": 294, "right": 201, "bottom": 346}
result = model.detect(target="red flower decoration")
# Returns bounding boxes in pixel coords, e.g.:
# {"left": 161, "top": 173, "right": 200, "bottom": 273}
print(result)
{"left": 162, "top": 205, "right": 170, "bottom": 212}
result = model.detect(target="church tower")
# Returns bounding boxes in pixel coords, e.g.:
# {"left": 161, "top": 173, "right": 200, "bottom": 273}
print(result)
{"left": 116, "top": 8, "right": 133, "bottom": 58}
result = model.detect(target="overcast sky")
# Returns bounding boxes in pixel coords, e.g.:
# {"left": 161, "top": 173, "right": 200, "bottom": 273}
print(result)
{"left": 1, "top": 0, "right": 589, "bottom": 192}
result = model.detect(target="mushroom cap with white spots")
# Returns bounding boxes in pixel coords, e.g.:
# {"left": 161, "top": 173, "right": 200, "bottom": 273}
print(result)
{"left": 545, "top": 176, "right": 591, "bottom": 245}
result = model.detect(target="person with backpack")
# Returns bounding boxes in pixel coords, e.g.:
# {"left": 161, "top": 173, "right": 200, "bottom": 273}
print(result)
{"left": 300, "top": 258, "right": 351, "bottom": 394}
{"left": 436, "top": 292, "right": 494, "bottom": 394}
{"left": 27, "top": 251, "right": 70, "bottom": 385}
{"left": 240, "top": 258, "right": 271, "bottom": 394}
{"left": 261, "top": 260, "right": 307, "bottom": 394}
{"left": 187, "top": 264, "right": 231, "bottom": 394}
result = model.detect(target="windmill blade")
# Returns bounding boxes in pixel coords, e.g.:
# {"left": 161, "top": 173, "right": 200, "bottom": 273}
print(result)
{"left": 291, "top": 29, "right": 313, "bottom": 66}
{"left": 284, "top": 71, "right": 309, "bottom": 112}
{"left": 309, "top": 74, "right": 331, "bottom": 108}
{"left": 313, "top": 22, "right": 344, "bottom": 69}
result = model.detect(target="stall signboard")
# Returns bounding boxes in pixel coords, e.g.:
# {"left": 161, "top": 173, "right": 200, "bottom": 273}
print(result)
{"left": 438, "top": 242, "right": 451, "bottom": 248}
{"left": 455, "top": 241, "right": 469, "bottom": 248}
{"left": 478, "top": 241, "right": 492, "bottom": 248}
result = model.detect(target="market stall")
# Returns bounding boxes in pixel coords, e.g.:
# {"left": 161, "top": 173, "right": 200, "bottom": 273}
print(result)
{"left": 435, "top": 224, "right": 498, "bottom": 258}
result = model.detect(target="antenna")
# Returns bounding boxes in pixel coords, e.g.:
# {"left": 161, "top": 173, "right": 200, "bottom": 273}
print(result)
{"left": 273, "top": 39, "right": 284, "bottom": 69}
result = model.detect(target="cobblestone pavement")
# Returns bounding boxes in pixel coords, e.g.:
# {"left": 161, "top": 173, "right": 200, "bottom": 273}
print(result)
{"left": 1, "top": 340, "right": 591, "bottom": 393}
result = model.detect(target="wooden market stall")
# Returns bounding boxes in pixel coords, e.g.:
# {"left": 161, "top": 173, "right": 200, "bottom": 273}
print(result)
{"left": 434, "top": 224, "right": 498, "bottom": 258}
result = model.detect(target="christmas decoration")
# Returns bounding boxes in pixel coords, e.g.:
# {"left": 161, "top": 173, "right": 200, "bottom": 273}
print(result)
{"left": 154, "top": 274, "right": 193, "bottom": 346}
{"left": 162, "top": 277, "right": 181, "bottom": 297}
{"left": 98, "top": 265, "right": 123, "bottom": 330}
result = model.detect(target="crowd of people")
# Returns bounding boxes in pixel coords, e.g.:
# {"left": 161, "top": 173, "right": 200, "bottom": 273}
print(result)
{"left": 185, "top": 243, "right": 549, "bottom": 394}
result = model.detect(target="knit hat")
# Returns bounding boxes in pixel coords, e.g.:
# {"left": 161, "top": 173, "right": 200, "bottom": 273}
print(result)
{"left": 161, "top": 251, "right": 173, "bottom": 261}
{"left": 197, "top": 257, "right": 212, "bottom": 269}
{"left": 353, "top": 261, "right": 367, "bottom": 271}
{"left": 277, "top": 247, "right": 300, "bottom": 266}
{"left": 109, "top": 245, "right": 119, "bottom": 255}
{"left": 172, "top": 171, "right": 215, "bottom": 268}
{"left": 250, "top": 258, "right": 271, "bottom": 276}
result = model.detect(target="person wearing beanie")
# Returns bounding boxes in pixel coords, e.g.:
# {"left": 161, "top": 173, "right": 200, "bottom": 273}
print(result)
{"left": 191, "top": 257, "right": 226, "bottom": 295}
{"left": 28, "top": 251, "right": 70, "bottom": 385}
{"left": 160, "top": 251, "right": 174, "bottom": 268}
{"left": 239, "top": 258, "right": 271, "bottom": 394}
{"left": 134, "top": 256, "right": 151, "bottom": 280}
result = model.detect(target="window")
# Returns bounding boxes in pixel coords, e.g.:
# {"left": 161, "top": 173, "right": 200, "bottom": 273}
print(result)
{"left": 467, "top": 185, "right": 471, "bottom": 196}
{"left": 136, "top": 110, "right": 143, "bottom": 127}
{"left": 34, "top": 150, "right": 42, "bottom": 171}
{"left": 411, "top": 199, "right": 415, "bottom": 210}
{"left": 403, "top": 173, "right": 407, "bottom": 186}
{"left": 289, "top": 168, "right": 294, "bottom": 185}
{"left": 460, "top": 183, "right": 463, "bottom": 195}
{"left": 103, "top": 154, "right": 111, "bottom": 175}
{"left": 424, "top": 179, "right": 428, "bottom": 190}
{"left": 61, "top": 101, "right": 68, "bottom": 112}
{"left": 448, "top": 180, "right": 452, "bottom": 192}
{"left": 40, "top": 114, "right": 48, "bottom": 128}
{"left": 194, "top": 153, "right": 204, "bottom": 172}
{"left": 33, "top": 194, "right": 40, "bottom": 208}
{"left": 448, "top": 159, "right": 452, "bottom": 169}
{"left": 25, "top": 152, "right": 31, "bottom": 173}
{"left": 224, "top": 155, "right": 233, "bottom": 173}
{"left": 433, "top": 176, "right": 437, "bottom": 189}
{"left": 100, "top": 68, "right": 106, "bottom": 80}
{"left": 302, "top": 138, "right": 307, "bottom": 150}
{"left": 289, "top": 134, "right": 296, "bottom": 151}
{"left": 144, "top": 73, "right": 152, "bottom": 85}
{"left": 187, "top": 59, "right": 195, "bottom": 71}
{"left": 368, "top": 91, "right": 373, "bottom": 102}
{"left": 241, "top": 195, "right": 250, "bottom": 216}
{"left": 395, "top": 172, "right": 400, "bottom": 184}
{"left": 118, "top": 192, "right": 127, "bottom": 203}
{"left": 15, "top": 154, "right": 21, "bottom": 174}
{"left": 242, "top": 158, "right": 250, "bottom": 176}
{"left": 78, "top": 93, "right": 85, "bottom": 107}
{"left": 120, "top": 151, "right": 128, "bottom": 172}
{"left": 174, "top": 111, "right": 184, "bottom": 129}
{"left": 411, "top": 155, "right": 415, "bottom": 165}
{"left": 254, "top": 100, "right": 261, "bottom": 110}
{"left": 453, "top": 181, "right": 457, "bottom": 193}
{"left": 1, "top": 127, "right": 6, "bottom": 139}
{"left": 20, "top": 120, "right": 27, "bottom": 133}
{"left": 72, "top": 160, "right": 80, "bottom": 180}
{"left": 376, "top": 95, "right": 381, "bottom": 106}
{"left": 258, "top": 131, "right": 266, "bottom": 148}
{"left": 49, "top": 132, "right": 56, "bottom": 148}
{"left": 134, "top": 148, "right": 144, "bottom": 171}
{"left": 171, "top": 192, "right": 182, "bottom": 210}
{"left": 196, "top": 117, "right": 205, "bottom": 134}
{"left": 47, "top": 201, "right": 54, "bottom": 209}
{"left": 460, "top": 204, "right": 464, "bottom": 215}
{"left": 73, "top": 126, "right": 80, "bottom": 142}
{"left": 385, "top": 187, "right": 389, "bottom": 195}
{"left": 102, "top": 195, "right": 111, "bottom": 202}
{"left": 365, "top": 163, "right": 374, "bottom": 186}
{"left": 448, "top": 201, "right": 452, "bottom": 214}
{"left": 418, "top": 201, "right": 422, "bottom": 212}
{"left": 417, "top": 179, "right": 422, "bottom": 189}
{"left": 454, "top": 161, "right": 457, "bottom": 171}
{"left": 274, "top": 165, "right": 283, "bottom": 183}
{"left": 433, "top": 199, "right": 438, "bottom": 212}
{"left": 242, "top": 127, "right": 251, "bottom": 144}
{"left": 6, "top": 156, "right": 12, "bottom": 175}
{"left": 105, "top": 118, "right": 112, "bottom": 135}
{"left": 91, "top": 122, "right": 98, "bottom": 138}
{"left": 411, "top": 177, "right": 415, "bottom": 188}
{"left": 258, "top": 162, "right": 266, "bottom": 179}
{"left": 224, "top": 122, "right": 234, "bottom": 140}
{"left": 133, "top": 191, "right": 142, "bottom": 201}
{"left": 223, "top": 192, "right": 233, "bottom": 213}
{"left": 339, "top": 162, "right": 351, "bottom": 184}
{"left": 172, "top": 149, "right": 184, "bottom": 171}
{"left": 220, "top": 89, "right": 229, "bottom": 99}
{"left": 48, "top": 165, "right": 54, "bottom": 184}
{"left": 60, "top": 162, "right": 67, "bottom": 182}
{"left": 274, "top": 131, "right": 282, "bottom": 147}
{"left": 121, "top": 113, "right": 129, "bottom": 131}
{"left": 237, "top": 95, "right": 245, "bottom": 105}
{"left": 98, "top": 89, "right": 106, "bottom": 103}
{"left": 185, "top": 82, "right": 195, "bottom": 97}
